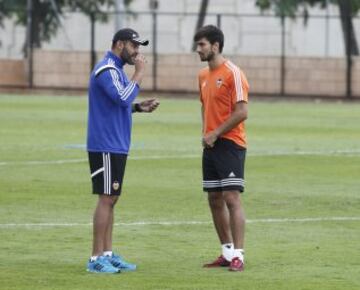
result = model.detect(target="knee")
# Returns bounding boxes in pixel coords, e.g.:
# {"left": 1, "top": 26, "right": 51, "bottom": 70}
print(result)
{"left": 208, "top": 193, "right": 224, "bottom": 210}
{"left": 223, "top": 193, "right": 240, "bottom": 210}
{"left": 110, "top": 196, "right": 119, "bottom": 207}
{"left": 99, "top": 195, "right": 119, "bottom": 208}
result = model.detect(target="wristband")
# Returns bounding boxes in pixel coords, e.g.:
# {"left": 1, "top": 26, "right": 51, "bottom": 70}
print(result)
{"left": 134, "top": 103, "right": 143, "bottom": 112}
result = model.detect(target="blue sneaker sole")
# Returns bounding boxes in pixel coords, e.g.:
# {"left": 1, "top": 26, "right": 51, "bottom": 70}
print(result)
{"left": 118, "top": 266, "right": 136, "bottom": 272}
{"left": 86, "top": 269, "right": 121, "bottom": 274}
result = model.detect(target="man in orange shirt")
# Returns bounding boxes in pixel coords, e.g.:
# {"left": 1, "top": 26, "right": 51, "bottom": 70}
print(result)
{"left": 194, "top": 25, "right": 249, "bottom": 272}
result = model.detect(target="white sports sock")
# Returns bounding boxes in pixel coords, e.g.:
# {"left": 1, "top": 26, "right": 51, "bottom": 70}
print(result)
{"left": 233, "top": 249, "right": 245, "bottom": 262}
{"left": 103, "top": 251, "right": 113, "bottom": 257}
{"left": 90, "top": 256, "right": 98, "bottom": 262}
{"left": 222, "top": 243, "right": 234, "bottom": 262}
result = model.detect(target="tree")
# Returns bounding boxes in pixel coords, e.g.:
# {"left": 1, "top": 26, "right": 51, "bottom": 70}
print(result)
{"left": 0, "top": 0, "right": 134, "bottom": 50}
{"left": 192, "top": 0, "right": 209, "bottom": 51}
{"left": 255, "top": 0, "right": 359, "bottom": 55}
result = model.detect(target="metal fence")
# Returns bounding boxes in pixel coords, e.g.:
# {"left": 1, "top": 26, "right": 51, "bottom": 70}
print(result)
{"left": 0, "top": 9, "right": 359, "bottom": 98}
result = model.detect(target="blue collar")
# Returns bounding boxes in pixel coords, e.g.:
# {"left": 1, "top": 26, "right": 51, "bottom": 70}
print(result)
{"left": 106, "top": 51, "right": 125, "bottom": 68}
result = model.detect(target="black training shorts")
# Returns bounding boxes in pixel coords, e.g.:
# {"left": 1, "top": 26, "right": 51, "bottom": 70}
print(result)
{"left": 88, "top": 152, "right": 127, "bottom": 195}
{"left": 202, "top": 138, "right": 246, "bottom": 192}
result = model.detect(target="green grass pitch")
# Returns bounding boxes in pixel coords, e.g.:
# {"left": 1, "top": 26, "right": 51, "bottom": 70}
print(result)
{"left": 0, "top": 94, "right": 359, "bottom": 290}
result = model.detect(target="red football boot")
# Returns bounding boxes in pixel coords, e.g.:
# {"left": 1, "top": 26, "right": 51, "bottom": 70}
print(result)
{"left": 228, "top": 257, "right": 244, "bottom": 272}
{"left": 203, "top": 255, "right": 231, "bottom": 268}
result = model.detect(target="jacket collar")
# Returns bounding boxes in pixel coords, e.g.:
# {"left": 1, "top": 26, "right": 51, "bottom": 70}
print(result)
{"left": 106, "top": 51, "right": 125, "bottom": 68}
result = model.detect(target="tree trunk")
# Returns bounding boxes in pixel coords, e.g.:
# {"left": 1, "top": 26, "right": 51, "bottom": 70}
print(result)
{"left": 24, "top": 0, "right": 42, "bottom": 54}
{"left": 192, "top": 0, "right": 209, "bottom": 51}
{"left": 32, "top": 0, "right": 42, "bottom": 48}
{"left": 338, "top": 0, "right": 359, "bottom": 55}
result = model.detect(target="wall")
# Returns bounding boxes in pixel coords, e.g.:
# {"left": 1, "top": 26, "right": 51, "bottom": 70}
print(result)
{"left": 0, "top": 1, "right": 349, "bottom": 59}
{"left": 0, "top": 59, "right": 27, "bottom": 87}
{"left": 27, "top": 50, "right": 359, "bottom": 98}
{"left": 285, "top": 58, "right": 346, "bottom": 96}
{"left": 32, "top": 50, "right": 90, "bottom": 89}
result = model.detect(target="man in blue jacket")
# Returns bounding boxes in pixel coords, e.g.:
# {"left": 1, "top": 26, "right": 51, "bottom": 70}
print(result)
{"left": 86, "top": 28, "right": 159, "bottom": 273}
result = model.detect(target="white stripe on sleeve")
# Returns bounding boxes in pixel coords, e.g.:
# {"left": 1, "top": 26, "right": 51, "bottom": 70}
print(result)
{"left": 225, "top": 61, "right": 244, "bottom": 102}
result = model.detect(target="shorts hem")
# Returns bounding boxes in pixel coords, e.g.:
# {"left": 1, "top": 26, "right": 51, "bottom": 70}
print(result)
{"left": 92, "top": 191, "right": 121, "bottom": 196}
{"left": 203, "top": 186, "right": 244, "bottom": 193}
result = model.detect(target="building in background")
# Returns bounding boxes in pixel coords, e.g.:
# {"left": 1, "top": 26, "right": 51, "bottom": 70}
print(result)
{"left": 0, "top": 0, "right": 352, "bottom": 58}
{"left": 0, "top": 0, "right": 359, "bottom": 98}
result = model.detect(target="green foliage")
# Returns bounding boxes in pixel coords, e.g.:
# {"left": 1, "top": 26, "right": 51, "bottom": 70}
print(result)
{"left": 255, "top": 0, "right": 360, "bottom": 55}
{"left": 255, "top": 0, "right": 360, "bottom": 17}
{"left": 0, "top": 0, "right": 134, "bottom": 48}
{"left": 0, "top": 0, "right": 14, "bottom": 28}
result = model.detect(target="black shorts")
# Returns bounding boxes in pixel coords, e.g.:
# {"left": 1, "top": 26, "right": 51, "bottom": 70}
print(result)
{"left": 202, "top": 138, "right": 246, "bottom": 192}
{"left": 88, "top": 152, "right": 127, "bottom": 195}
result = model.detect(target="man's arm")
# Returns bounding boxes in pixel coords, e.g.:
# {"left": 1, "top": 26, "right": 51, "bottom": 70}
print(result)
{"left": 202, "top": 101, "right": 248, "bottom": 148}
{"left": 97, "top": 54, "right": 146, "bottom": 107}
{"left": 201, "top": 105, "right": 204, "bottom": 129}
{"left": 201, "top": 105, "right": 206, "bottom": 147}
{"left": 98, "top": 70, "right": 140, "bottom": 107}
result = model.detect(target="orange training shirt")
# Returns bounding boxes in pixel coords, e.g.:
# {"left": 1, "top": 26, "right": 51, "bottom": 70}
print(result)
{"left": 198, "top": 60, "right": 249, "bottom": 148}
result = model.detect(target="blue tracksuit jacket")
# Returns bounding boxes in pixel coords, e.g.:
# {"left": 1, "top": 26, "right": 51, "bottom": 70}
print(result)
{"left": 87, "top": 51, "right": 140, "bottom": 154}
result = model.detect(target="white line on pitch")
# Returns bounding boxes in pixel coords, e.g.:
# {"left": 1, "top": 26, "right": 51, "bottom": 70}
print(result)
{"left": 0, "top": 217, "right": 359, "bottom": 228}
{"left": 1, "top": 149, "right": 360, "bottom": 166}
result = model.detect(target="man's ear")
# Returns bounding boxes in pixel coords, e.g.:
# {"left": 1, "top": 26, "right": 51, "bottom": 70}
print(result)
{"left": 115, "top": 40, "right": 125, "bottom": 50}
{"left": 212, "top": 42, "right": 220, "bottom": 53}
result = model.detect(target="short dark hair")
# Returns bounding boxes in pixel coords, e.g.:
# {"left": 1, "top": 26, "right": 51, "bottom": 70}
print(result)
{"left": 193, "top": 25, "right": 224, "bottom": 53}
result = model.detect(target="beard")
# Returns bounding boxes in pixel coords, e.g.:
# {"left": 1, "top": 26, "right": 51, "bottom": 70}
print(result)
{"left": 199, "top": 51, "right": 215, "bottom": 62}
{"left": 120, "top": 47, "right": 136, "bottom": 65}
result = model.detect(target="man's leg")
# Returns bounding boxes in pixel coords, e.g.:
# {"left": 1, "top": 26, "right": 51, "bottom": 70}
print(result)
{"left": 207, "top": 191, "right": 232, "bottom": 245}
{"left": 223, "top": 190, "right": 245, "bottom": 249}
{"left": 103, "top": 196, "right": 118, "bottom": 253}
{"left": 87, "top": 152, "right": 125, "bottom": 273}
{"left": 101, "top": 195, "right": 137, "bottom": 272}
{"left": 223, "top": 190, "right": 245, "bottom": 271}
{"left": 203, "top": 191, "right": 234, "bottom": 267}
{"left": 92, "top": 195, "right": 118, "bottom": 256}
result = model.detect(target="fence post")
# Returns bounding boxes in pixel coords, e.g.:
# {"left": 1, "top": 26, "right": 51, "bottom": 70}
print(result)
{"left": 216, "top": 14, "right": 221, "bottom": 28}
{"left": 345, "top": 7, "right": 352, "bottom": 98}
{"left": 90, "top": 12, "right": 96, "bottom": 72}
{"left": 325, "top": 0, "right": 330, "bottom": 56}
{"left": 152, "top": 10, "right": 158, "bottom": 91}
{"left": 26, "top": 0, "right": 33, "bottom": 88}
{"left": 280, "top": 13, "right": 286, "bottom": 96}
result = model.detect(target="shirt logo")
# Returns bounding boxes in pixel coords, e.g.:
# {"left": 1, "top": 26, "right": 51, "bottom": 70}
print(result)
{"left": 216, "top": 78, "right": 223, "bottom": 88}
{"left": 202, "top": 81, "right": 207, "bottom": 88}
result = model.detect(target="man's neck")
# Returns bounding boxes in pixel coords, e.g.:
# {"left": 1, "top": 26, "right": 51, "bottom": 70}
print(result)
{"left": 111, "top": 49, "right": 121, "bottom": 59}
{"left": 208, "top": 54, "right": 225, "bottom": 70}
{"left": 109, "top": 50, "right": 125, "bottom": 67}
